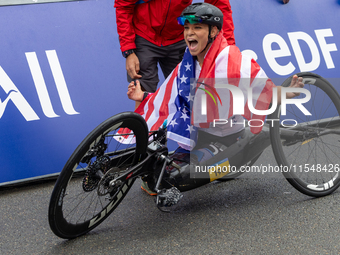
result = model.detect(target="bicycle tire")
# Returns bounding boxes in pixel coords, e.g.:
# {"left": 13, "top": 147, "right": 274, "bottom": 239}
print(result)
{"left": 270, "top": 72, "right": 340, "bottom": 197}
{"left": 48, "top": 112, "right": 148, "bottom": 239}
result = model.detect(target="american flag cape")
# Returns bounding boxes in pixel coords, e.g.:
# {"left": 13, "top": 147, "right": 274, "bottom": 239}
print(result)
{"left": 118, "top": 33, "right": 275, "bottom": 149}
{"left": 131, "top": 47, "right": 198, "bottom": 149}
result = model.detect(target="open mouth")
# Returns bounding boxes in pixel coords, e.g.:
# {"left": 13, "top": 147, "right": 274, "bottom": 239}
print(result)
{"left": 187, "top": 39, "right": 198, "bottom": 50}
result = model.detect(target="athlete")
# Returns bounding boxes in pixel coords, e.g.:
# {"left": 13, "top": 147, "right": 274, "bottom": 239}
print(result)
{"left": 127, "top": 2, "right": 304, "bottom": 195}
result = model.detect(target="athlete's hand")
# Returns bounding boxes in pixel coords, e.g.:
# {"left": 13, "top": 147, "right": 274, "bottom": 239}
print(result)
{"left": 276, "top": 75, "right": 305, "bottom": 104}
{"left": 286, "top": 75, "right": 304, "bottom": 99}
{"left": 126, "top": 53, "right": 142, "bottom": 80}
{"left": 127, "top": 80, "right": 144, "bottom": 102}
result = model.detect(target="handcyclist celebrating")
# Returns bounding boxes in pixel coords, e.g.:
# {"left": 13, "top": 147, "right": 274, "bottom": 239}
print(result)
{"left": 127, "top": 2, "right": 304, "bottom": 194}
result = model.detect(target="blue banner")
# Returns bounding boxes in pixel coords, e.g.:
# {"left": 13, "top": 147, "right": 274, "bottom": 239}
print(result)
{"left": 230, "top": 0, "right": 339, "bottom": 79}
{"left": 0, "top": 0, "right": 339, "bottom": 184}
{"left": 0, "top": 0, "right": 134, "bottom": 184}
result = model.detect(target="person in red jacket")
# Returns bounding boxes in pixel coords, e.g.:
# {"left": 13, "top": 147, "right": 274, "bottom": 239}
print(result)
{"left": 114, "top": 0, "right": 235, "bottom": 97}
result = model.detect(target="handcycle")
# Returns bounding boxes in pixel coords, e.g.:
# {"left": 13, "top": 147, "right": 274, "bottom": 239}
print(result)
{"left": 49, "top": 72, "right": 340, "bottom": 239}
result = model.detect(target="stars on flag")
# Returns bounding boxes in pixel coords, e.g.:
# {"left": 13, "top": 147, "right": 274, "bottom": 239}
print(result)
{"left": 169, "top": 119, "right": 178, "bottom": 128}
{"left": 184, "top": 62, "right": 191, "bottom": 71}
{"left": 185, "top": 93, "right": 194, "bottom": 102}
{"left": 180, "top": 74, "right": 188, "bottom": 84}
{"left": 166, "top": 46, "right": 198, "bottom": 148}
{"left": 186, "top": 124, "right": 195, "bottom": 134}
{"left": 180, "top": 111, "right": 189, "bottom": 121}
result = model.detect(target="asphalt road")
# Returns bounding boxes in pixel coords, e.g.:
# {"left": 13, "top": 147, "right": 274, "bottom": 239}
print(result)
{"left": 1, "top": 147, "right": 340, "bottom": 255}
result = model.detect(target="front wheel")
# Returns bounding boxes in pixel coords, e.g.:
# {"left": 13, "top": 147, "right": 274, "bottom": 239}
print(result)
{"left": 48, "top": 112, "right": 148, "bottom": 239}
{"left": 270, "top": 73, "right": 340, "bottom": 197}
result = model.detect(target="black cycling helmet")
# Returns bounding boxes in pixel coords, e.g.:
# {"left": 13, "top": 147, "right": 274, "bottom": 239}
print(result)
{"left": 177, "top": 3, "right": 223, "bottom": 53}
{"left": 177, "top": 2, "right": 223, "bottom": 31}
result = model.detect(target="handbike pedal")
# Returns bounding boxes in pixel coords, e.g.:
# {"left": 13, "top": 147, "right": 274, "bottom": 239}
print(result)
{"left": 156, "top": 187, "right": 183, "bottom": 209}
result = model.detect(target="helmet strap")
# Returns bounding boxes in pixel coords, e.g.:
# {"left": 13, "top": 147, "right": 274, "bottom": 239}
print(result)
{"left": 200, "top": 25, "right": 214, "bottom": 54}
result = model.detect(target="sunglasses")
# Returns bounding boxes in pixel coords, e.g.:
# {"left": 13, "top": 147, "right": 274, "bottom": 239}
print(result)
{"left": 177, "top": 15, "right": 205, "bottom": 26}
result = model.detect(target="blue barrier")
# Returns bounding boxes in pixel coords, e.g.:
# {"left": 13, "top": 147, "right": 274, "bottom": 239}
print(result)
{"left": 0, "top": 0, "right": 339, "bottom": 185}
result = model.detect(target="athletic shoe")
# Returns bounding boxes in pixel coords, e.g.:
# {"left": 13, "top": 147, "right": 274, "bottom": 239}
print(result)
{"left": 141, "top": 181, "right": 157, "bottom": 196}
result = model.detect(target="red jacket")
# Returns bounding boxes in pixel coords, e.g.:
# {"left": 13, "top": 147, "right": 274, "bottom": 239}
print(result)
{"left": 114, "top": 0, "right": 235, "bottom": 52}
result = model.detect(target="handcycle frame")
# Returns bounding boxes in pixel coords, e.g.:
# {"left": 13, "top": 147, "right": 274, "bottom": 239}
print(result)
{"left": 104, "top": 115, "right": 336, "bottom": 204}
{"left": 103, "top": 73, "right": 340, "bottom": 196}
{"left": 49, "top": 72, "right": 340, "bottom": 239}
{"left": 93, "top": 72, "right": 340, "bottom": 203}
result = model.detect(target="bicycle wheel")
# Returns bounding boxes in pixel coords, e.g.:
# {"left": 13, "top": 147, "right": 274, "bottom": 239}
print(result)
{"left": 48, "top": 112, "right": 148, "bottom": 239}
{"left": 270, "top": 72, "right": 340, "bottom": 197}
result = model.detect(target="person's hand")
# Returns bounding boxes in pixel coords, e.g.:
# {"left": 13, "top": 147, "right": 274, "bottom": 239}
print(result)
{"left": 127, "top": 80, "right": 144, "bottom": 102}
{"left": 286, "top": 74, "right": 304, "bottom": 99}
{"left": 126, "top": 53, "right": 142, "bottom": 79}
